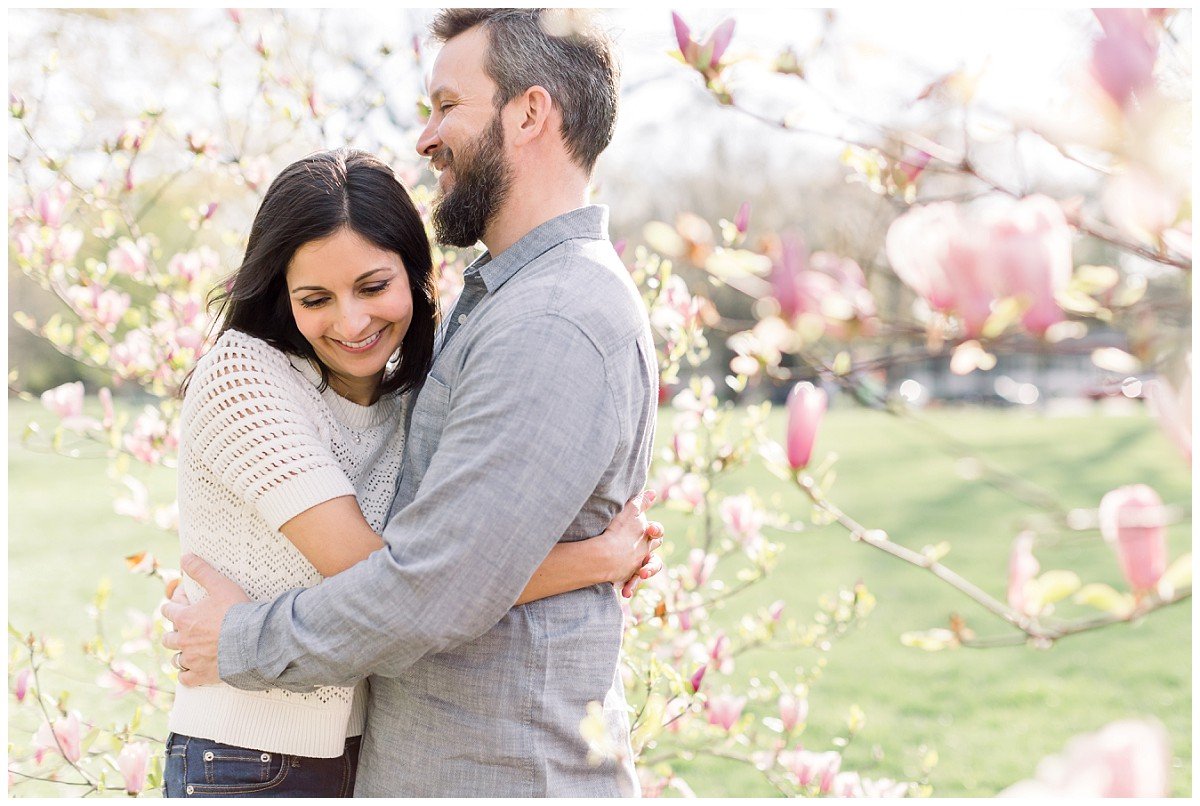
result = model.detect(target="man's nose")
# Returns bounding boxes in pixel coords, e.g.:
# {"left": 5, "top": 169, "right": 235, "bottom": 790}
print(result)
{"left": 416, "top": 116, "right": 440, "bottom": 158}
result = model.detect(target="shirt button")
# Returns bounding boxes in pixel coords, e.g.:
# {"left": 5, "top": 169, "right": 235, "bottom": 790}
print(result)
{"left": 457, "top": 314, "right": 467, "bottom": 324}
{"left": 186, "top": 785, "right": 195, "bottom": 795}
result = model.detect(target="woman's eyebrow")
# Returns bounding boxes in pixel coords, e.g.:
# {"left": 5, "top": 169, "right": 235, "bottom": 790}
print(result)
{"left": 290, "top": 267, "right": 394, "bottom": 294}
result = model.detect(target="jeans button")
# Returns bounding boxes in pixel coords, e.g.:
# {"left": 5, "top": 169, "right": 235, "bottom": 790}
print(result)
{"left": 186, "top": 785, "right": 195, "bottom": 795}
{"left": 261, "top": 753, "right": 271, "bottom": 763}
{"left": 203, "top": 751, "right": 214, "bottom": 761}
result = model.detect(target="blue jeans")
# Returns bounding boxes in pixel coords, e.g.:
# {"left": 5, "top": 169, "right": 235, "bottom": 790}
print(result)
{"left": 163, "top": 733, "right": 360, "bottom": 798}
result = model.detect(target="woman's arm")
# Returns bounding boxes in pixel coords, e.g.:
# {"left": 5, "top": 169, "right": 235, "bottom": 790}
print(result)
{"left": 279, "top": 494, "right": 663, "bottom": 598}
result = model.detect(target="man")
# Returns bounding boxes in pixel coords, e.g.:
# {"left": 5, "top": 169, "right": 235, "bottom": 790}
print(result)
{"left": 162, "top": 8, "right": 657, "bottom": 797}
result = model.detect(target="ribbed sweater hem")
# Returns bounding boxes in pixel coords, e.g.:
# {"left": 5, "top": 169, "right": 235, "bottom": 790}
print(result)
{"left": 169, "top": 685, "right": 357, "bottom": 758}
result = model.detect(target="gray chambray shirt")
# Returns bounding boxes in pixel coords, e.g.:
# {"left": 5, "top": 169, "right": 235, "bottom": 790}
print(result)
{"left": 218, "top": 205, "right": 657, "bottom": 797}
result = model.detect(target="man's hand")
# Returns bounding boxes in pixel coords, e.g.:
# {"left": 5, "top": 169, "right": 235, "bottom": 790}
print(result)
{"left": 161, "top": 554, "right": 252, "bottom": 687}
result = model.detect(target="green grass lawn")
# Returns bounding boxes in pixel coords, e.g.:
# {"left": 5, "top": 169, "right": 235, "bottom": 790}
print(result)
{"left": 7, "top": 397, "right": 1192, "bottom": 797}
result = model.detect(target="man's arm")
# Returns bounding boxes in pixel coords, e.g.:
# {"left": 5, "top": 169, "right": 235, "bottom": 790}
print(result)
{"left": 217, "top": 313, "right": 626, "bottom": 690}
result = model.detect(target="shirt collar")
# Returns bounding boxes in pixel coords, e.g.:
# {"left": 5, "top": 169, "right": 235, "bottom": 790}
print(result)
{"left": 462, "top": 205, "right": 610, "bottom": 293}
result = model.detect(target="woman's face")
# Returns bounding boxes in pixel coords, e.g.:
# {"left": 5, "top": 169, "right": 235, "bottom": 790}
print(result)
{"left": 286, "top": 227, "right": 413, "bottom": 405}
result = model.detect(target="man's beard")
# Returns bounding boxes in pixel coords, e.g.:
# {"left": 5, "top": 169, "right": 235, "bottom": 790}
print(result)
{"left": 431, "top": 114, "right": 513, "bottom": 248}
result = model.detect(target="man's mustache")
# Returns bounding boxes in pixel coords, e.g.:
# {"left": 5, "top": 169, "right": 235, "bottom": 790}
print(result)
{"left": 430, "top": 147, "right": 454, "bottom": 172}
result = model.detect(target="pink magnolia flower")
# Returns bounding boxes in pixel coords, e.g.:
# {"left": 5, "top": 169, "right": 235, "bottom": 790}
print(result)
{"left": 32, "top": 711, "right": 82, "bottom": 764}
{"left": 1006, "top": 531, "right": 1041, "bottom": 615}
{"left": 117, "top": 741, "right": 151, "bottom": 795}
{"left": 1098, "top": 485, "right": 1167, "bottom": 593}
{"left": 862, "top": 777, "right": 909, "bottom": 797}
{"left": 832, "top": 771, "right": 864, "bottom": 797}
{"left": 786, "top": 381, "right": 827, "bottom": 470}
{"left": 107, "top": 237, "right": 150, "bottom": 280}
{"left": 708, "top": 631, "right": 733, "bottom": 674}
{"left": 783, "top": 749, "right": 842, "bottom": 791}
{"left": 704, "top": 693, "right": 746, "bottom": 731}
{"left": 14, "top": 669, "right": 32, "bottom": 703}
{"left": 240, "top": 155, "right": 272, "bottom": 191}
{"left": 1091, "top": 9, "right": 1159, "bottom": 109}
{"left": 115, "top": 119, "right": 148, "bottom": 152}
{"left": 167, "top": 246, "right": 220, "bottom": 285}
{"left": 96, "top": 659, "right": 149, "bottom": 698}
{"left": 779, "top": 692, "right": 809, "bottom": 732}
{"left": 899, "top": 149, "right": 932, "bottom": 183}
{"left": 40, "top": 381, "right": 84, "bottom": 421}
{"left": 671, "top": 12, "right": 735, "bottom": 72}
{"left": 689, "top": 664, "right": 707, "bottom": 694}
{"left": 34, "top": 183, "right": 71, "bottom": 228}
{"left": 719, "top": 494, "right": 765, "bottom": 546}
{"left": 768, "top": 600, "right": 785, "bottom": 621}
{"left": 41, "top": 225, "right": 85, "bottom": 266}
{"left": 982, "top": 195, "right": 1073, "bottom": 336}
{"left": 687, "top": 548, "right": 717, "bottom": 588}
{"left": 734, "top": 201, "right": 751, "bottom": 234}
{"left": 887, "top": 197, "right": 1071, "bottom": 338}
{"left": 1145, "top": 368, "right": 1191, "bottom": 465}
{"left": 999, "top": 719, "right": 1169, "bottom": 797}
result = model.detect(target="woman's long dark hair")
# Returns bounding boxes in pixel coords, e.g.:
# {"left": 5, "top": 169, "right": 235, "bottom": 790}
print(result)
{"left": 197, "top": 148, "right": 437, "bottom": 397}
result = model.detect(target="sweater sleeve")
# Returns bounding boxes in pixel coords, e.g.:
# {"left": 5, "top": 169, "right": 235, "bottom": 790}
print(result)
{"left": 184, "top": 332, "right": 357, "bottom": 531}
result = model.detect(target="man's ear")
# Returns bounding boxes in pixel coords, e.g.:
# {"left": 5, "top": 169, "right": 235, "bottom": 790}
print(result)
{"left": 510, "top": 85, "right": 555, "bottom": 146}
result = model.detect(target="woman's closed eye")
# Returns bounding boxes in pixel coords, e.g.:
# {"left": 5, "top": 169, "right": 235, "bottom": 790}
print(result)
{"left": 298, "top": 296, "right": 329, "bottom": 309}
{"left": 361, "top": 281, "right": 391, "bottom": 296}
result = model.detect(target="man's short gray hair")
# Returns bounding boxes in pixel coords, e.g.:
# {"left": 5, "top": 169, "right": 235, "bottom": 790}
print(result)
{"left": 430, "top": 8, "right": 620, "bottom": 174}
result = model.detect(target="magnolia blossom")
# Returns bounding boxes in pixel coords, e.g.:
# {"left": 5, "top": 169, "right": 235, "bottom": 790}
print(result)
{"left": 832, "top": 771, "right": 864, "bottom": 797}
{"left": 704, "top": 693, "right": 746, "bottom": 731}
{"left": 1098, "top": 485, "right": 1167, "bottom": 593}
{"left": 783, "top": 749, "right": 842, "bottom": 792}
{"left": 117, "top": 742, "right": 151, "bottom": 795}
{"left": 1006, "top": 531, "right": 1041, "bottom": 616}
{"left": 123, "top": 406, "right": 179, "bottom": 465}
{"left": 687, "top": 548, "right": 717, "bottom": 588}
{"left": 40, "top": 381, "right": 84, "bottom": 421}
{"left": 68, "top": 285, "right": 131, "bottom": 331}
{"left": 708, "top": 631, "right": 734, "bottom": 674}
{"left": 33, "top": 182, "right": 71, "bottom": 228}
{"left": 14, "top": 669, "right": 32, "bottom": 703}
{"left": 786, "top": 382, "right": 827, "bottom": 470}
{"left": 1091, "top": 9, "right": 1160, "bottom": 109}
{"left": 886, "top": 196, "right": 1072, "bottom": 338}
{"left": 766, "top": 236, "right": 876, "bottom": 337}
{"left": 719, "top": 494, "right": 765, "bottom": 547}
{"left": 32, "top": 711, "right": 82, "bottom": 764}
{"left": 112, "top": 330, "right": 158, "bottom": 379}
{"left": 166, "top": 246, "right": 221, "bottom": 286}
{"left": 1000, "top": 719, "right": 1169, "bottom": 797}
{"left": 672, "top": 12, "right": 735, "bottom": 73}
{"left": 107, "top": 237, "right": 150, "bottom": 279}
{"left": 779, "top": 692, "right": 809, "bottom": 732}
{"left": 96, "top": 659, "right": 149, "bottom": 698}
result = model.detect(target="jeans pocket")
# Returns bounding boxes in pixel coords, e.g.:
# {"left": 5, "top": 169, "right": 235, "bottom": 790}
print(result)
{"left": 173, "top": 736, "right": 289, "bottom": 796}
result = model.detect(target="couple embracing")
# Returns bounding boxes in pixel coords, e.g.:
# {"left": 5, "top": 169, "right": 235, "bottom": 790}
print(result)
{"left": 161, "top": 9, "right": 660, "bottom": 798}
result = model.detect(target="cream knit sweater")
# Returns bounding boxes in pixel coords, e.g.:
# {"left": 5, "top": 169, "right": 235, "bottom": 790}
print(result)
{"left": 168, "top": 329, "right": 406, "bottom": 758}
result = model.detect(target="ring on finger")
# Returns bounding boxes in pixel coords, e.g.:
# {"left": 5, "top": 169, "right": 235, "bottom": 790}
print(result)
{"left": 172, "top": 652, "right": 190, "bottom": 673}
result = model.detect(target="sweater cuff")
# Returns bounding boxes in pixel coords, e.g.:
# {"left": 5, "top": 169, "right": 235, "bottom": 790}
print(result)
{"left": 254, "top": 465, "right": 358, "bottom": 532}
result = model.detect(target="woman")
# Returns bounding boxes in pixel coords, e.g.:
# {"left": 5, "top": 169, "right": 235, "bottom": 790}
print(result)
{"left": 163, "top": 149, "right": 662, "bottom": 797}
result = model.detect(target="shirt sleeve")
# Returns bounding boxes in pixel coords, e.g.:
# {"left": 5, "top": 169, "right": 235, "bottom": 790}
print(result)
{"left": 186, "top": 334, "right": 357, "bottom": 531}
{"left": 217, "top": 313, "right": 623, "bottom": 691}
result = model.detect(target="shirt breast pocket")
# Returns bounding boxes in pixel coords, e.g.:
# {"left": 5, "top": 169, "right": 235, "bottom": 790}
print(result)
{"left": 405, "top": 374, "right": 452, "bottom": 490}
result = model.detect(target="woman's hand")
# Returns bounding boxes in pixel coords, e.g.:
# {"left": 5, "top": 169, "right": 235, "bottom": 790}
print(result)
{"left": 598, "top": 490, "right": 665, "bottom": 598}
